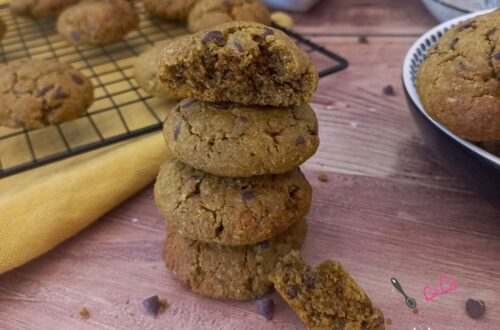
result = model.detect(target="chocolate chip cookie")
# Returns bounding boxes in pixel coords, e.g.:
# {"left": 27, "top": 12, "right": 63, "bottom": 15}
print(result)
{"left": 57, "top": 0, "right": 139, "bottom": 45}
{"left": 164, "top": 99, "right": 319, "bottom": 177}
{"left": 10, "top": 0, "right": 78, "bottom": 18}
{"left": 154, "top": 157, "right": 312, "bottom": 245}
{"left": 187, "top": 0, "right": 271, "bottom": 33}
{"left": 163, "top": 218, "right": 307, "bottom": 300}
{"left": 417, "top": 9, "right": 500, "bottom": 142}
{"left": 270, "top": 251, "right": 385, "bottom": 330}
{"left": 158, "top": 22, "right": 318, "bottom": 106}
{"left": 0, "top": 59, "right": 94, "bottom": 129}
{"left": 134, "top": 40, "right": 181, "bottom": 100}
{"left": 144, "top": 0, "right": 199, "bottom": 21}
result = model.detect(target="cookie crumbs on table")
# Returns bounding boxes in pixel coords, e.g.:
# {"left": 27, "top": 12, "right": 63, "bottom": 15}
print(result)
{"left": 318, "top": 174, "right": 329, "bottom": 182}
{"left": 79, "top": 307, "right": 90, "bottom": 320}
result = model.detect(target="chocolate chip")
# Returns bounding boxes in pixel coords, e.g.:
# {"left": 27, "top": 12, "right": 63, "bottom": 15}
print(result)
{"left": 202, "top": 31, "right": 224, "bottom": 45}
{"left": 190, "top": 174, "right": 201, "bottom": 180}
{"left": 14, "top": 119, "right": 25, "bottom": 126}
{"left": 71, "top": 74, "right": 83, "bottom": 85}
{"left": 450, "top": 37, "right": 459, "bottom": 50}
{"left": 286, "top": 285, "right": 299, "bottom": 299}
{"left": 238, "top": 116, "right": 249, "bottom": 124}
{"left": 234, "top": 41, "right": 244, "bottom": 52}
{"left": 143, "top": 295, "right": 161, "bottom": 316}
{"left": 36, "top": 84, "right": 54, "bottom": 97}
{"left": 211, "top": 102, "right": 231, "bottom": 109}
{"left": 241, "top": 191, "right": 255, "bottom": 201}
{"left": 257, "top": 240, "right": 269, "bottom": 249}
{"left": 459, "top": 62, "right": 468, "bottom": 72}
{"left": 383, "top": 84, "right": 395, "bottom": 96}
{"left": 358, "top": 35, "right": 368, "bottom": 44}
{"left": 181, "top": 98, "right": 197, "bottom": 108}
{"left": 263, "top": 28, "right": 274, "bottom": 37}
{"left": 494, "top": 53, "right": 500, "bottom": 61}
{"left": 457, "top": 21, "right": 476, "bottom": 32}
{"left": 304, "top": 275, "right": 316, "bottom": 288}
{"left": 256, "top": 298, "right": 274, "bottom": 320}
{"left": 54, "top": 87, "right": 68, "bottom": 100}
{"left": 295, "top": 135, "right": 305, "bottom": 146}
{"left": 466, "top": 299, "right": 486, "bottom": 319}
{"left": 173, "top": 122, "right": 181, "bottom": 141}
{"left": 71, "top": 31, "right": 80, "bottom": 41}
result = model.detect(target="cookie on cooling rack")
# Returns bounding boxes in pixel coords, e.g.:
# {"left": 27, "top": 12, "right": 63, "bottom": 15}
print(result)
{"left": 10, "top": 0, "right": 78, "bottom": 18}
{"left": 57, "top": 0, "right": 139, "bottom": 46}
{"left": 187, "top": 0, "right": 271, "bottom": 33}
{"left": 144, "top": 0, "right": 200, "bottom": 21}
{"left": 0, "top": 59, "right": 94, "bottom": 129}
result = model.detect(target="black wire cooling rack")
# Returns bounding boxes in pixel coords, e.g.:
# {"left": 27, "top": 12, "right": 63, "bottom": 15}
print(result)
{"left": 0, "top": 2, "right": 348, "bottom": 178}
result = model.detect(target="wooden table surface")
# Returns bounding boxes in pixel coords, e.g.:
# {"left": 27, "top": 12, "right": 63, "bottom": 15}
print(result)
{"left": 1, "top": 1, "right": 500, "bottom": 329}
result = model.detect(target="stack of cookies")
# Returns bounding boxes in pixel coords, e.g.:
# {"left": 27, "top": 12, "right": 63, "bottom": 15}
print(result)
{"left": 154, "top": 22, "right": 319, "bottom": 300}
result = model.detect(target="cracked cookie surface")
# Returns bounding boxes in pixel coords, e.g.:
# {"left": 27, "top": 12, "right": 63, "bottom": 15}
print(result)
{"left": 0, "top": 59, "right": 94, "bottom": 129}
{"left": 57, "top": 0, "right": 138, "bottom": 45}
{"left": 163, "top": 218, "right": 307, "bottom": 300}
{"left": 158, "top": 22, "right": 318, "bottom": 106}
{"left": 144, "top": 0, "right": 199, "bottom": 21}
{"left": 417, "top": 9, "right": 500, "bottom": 141}
{"left": 11, "top": 0, "right": 78, "bottom": 18}
{"left": 187, "top": 0, "right": 271, "bottom": 33}
{"left": 154, "top": 157, "right": 312, "bottom": 246}
{"left": 270, "top": 251, "right": 385, "bottom": 330}
{"left": 164, "top": 99, "right": 319, "bottom": 177}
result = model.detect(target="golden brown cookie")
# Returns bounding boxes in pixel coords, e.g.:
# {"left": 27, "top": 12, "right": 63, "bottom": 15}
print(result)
{"left": 154, "top": 157, "right": 312, "bottom": 245}
{"left": 163, "top": 218, "right": 307, "bottom": 300}
{"left": 187, "top": 0, "right": 271, "bottom": 33}
{"left": 164, "top": 99, "right": 319, "bottom": 177}
{"left": 270, "top": 251, "right": 385, "bottom": 330}
{"left": 158, "top": 22, "right": 318, "bottom": 106}
{"left": 57, "top": 0, "right": 139, "bottom": 46}
{"left": 417, "top": 10, "right": 500, "bottom": 142}
{"left": 144, "top": 0, "right": 199, "bottom": 21}
{"left": 10, "top": 0, "right": 78, "bottom": 18}
{"left": 0, "top": 59, "right": 94, "bottom": 129}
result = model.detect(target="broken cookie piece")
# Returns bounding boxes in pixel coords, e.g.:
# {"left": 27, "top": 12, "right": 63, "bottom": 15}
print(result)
{"left": 269, "top": 251, "right": 385, "bottom": 330}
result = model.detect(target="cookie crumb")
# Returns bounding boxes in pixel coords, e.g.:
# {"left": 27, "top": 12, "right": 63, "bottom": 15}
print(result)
{"left": 386, "top": 318, "right": 392, "bottom": 325}
{"left": 358, "top": 35, "right": 368, "bottom": 43}
{"left": 412, "top": 307, "right": 419, "bottom": 315}
{"left": 466, "top": 298, "right": 486, "bottom": 319}
{"left": 271, "top": 11, "right": 293, "bottom": 29}
{"left": 383, "top": 85, "right": 395, "bottom": 96}
{"left": 256, "top": 298, "right": 274, "bottom": 320}
{"left": 318, "top": 174, "right": 329, "bottom": 182}
{"left": 79, "top": 307, "right": 90, "bottom": 320}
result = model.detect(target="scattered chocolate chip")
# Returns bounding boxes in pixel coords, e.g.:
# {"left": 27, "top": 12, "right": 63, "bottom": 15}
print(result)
{"left": 71, "top": 31, "right": 80, "bottom": 41}
{"left": 54, "top": 87, "right": 68, "bottom": 100}
{"left": 143, "top": 295, "right": 161, "bottom": 316}
{"left": 241, "top": 191, "right": 255, "bottom": 201}
{"left": 211, "top": 102, "right": 231, "bottom": 109}
{"left": 256, "top": 298, "right": 274, "bottom": 320}
{"left": 262, "top": 27, "right": 274, "bottom": 37}
{"left": 386, "top": 318, "right": 393, "bottom": 325}
{"left": 36, "top": 84, "right": 54, "bottom": 97}
{"left": 450, "top": 37, "right": 459, "bottom": 50}
{"left": 358, "top": 35, "right": 368, "bottom": 44}
{"left": 466, "top": 299, "right": 486, "bottom": 319}
{"left": 202, "top": 31, "right": 224, "bottom": 44}
{"left": 488, "top": 28, "right": 497, "bottom": 37}
{"left": 457, "top": 21, "right": 476, "bottom": 32}
{"left": 234, "top": 41, "right": 244, "bottom": 52}
{"left": 181, "top": 98, "right": 197, "bottom": 108}
{"left": 494, "top": 53, "right": 500, "bottom": 61}
{"left": 383, "top": 84, "right": 395, "bottom": 96}
{"left": 79, "top": 307, "right": 90, "bottom": 320}
{"left": 304, "top": 275, "right": 316, "bottom": 288}
{"left": 286, "top": 285, "right": 299, "bottom": 299}
{"left": 70, "top": 74, "right": 83, "bottom": 85}
{"left": 295, "top": 135, "right": 305, "bottom": 146}
{"left": 318, "top": 174, "right": 329, "bottom": 182}
{"left": 257, "top": 240, "right": 269, "bottom": 249}
{"left": 173, "top": 123, "right": 181, "bottom": 141}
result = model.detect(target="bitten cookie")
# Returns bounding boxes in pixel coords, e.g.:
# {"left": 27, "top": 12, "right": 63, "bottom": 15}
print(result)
{"left": 57, "top": 0, "right": 139, "bottom": 45}
{"left": 164, "top": 99, "right": 319, "bottom": 177}
{"left": 163, "top": 218, "right": 307, "bottom": 300}
{"left": 0, "top": 59, "right": 94, "bottom": 129}
{"left": 417, "top": 10, "right": 500, "bottom": 142}
{"left": 10, "top": 0, "right": 78, "bottom": 18}
{"left": 158, "top": 22, "right": 318, "bottom": 106}
{"left": 187, "top": 0, "right": 271, "bottom": 33}
{"left": 144, "top": 0, "right": 199, "bottom": 21}
{"left": 154, "top": 157, "right": 312, "bottom": 246}
{"left": 270, "top": 251, "right": 385, "bottom": 330}
{"left": 134, "top": 40, "right": 181, "bottom": 100}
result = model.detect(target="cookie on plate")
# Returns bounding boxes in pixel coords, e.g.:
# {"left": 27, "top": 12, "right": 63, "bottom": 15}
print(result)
{"left": 144, "top": 0, "right": 199, "bottom": 21}
{"left": 187, "top": 0, "right": 271, "bottom": 33}
{"left": 57, "top": 0, "right": 139, "bottom": 45}
{"left": 157, "top": 22, "right": 318, "bottom": 106}
{"left": 0, "top": 59, "right": 94, "bottom": 129}
{"left": 417, "top": 9, "right": 500, "bottom": 141}
{"left": 270, "top": 251, "right": 385, "bottom": 330}
{"left": 164, "top": 99, "right": 319, "bottom": 177}
{"left": 134, "top": 40, "right": 181, "bottom": 100}
{"left": 163, "top": 218, "right": 307, "bottom": 300}
{"left": 154, "top": 157, "right": 311, "bottom": 245}
{"left": 10, "top": 0, "right": 78, "bottom": 18}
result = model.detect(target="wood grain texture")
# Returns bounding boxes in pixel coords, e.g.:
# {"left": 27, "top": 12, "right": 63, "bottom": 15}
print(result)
{"left": 1, "top": 1, "right": 500, "bottom": 329}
